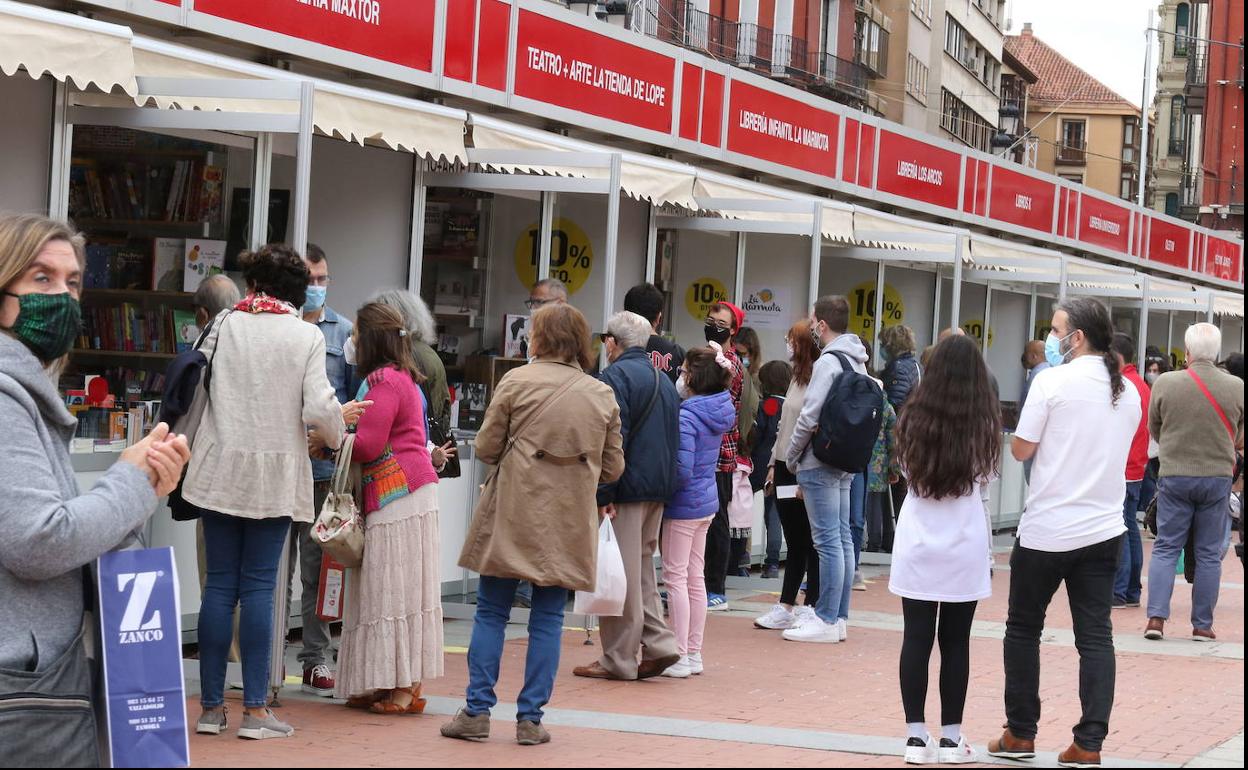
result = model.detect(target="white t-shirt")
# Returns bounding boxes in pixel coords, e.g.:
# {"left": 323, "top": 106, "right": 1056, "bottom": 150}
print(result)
{"left": 889, "top": 485, "right": 993, "bottom": 603}
{"left": 1014, "top": 355, "right": 1142, "bottom": 552}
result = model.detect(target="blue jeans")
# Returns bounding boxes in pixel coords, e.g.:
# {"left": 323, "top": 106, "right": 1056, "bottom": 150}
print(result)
{"left": 797, "top": 467, "right": 855, "bottom": 624}
{"left": 764, "top": 496, "right": 782, "bottom": 568}
{"left": 1147, "top": 476, "right": 1234, "bottom": 630}
{"left": 466, "top": 576, "right": 567, "bottom": 723}
{"left": 198, "top": 513, "right": 291, "bottom": 709}
{"left": 1114, "top": 482, "right": 1144, "bottom": 603}
{"left": 850, "top": 472, "right": 866, "bottom": 568}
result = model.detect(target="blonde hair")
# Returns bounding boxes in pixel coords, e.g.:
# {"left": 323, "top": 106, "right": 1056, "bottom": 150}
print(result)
{"left": 0, "top": 214, "right": 86, "bottom": 372}
{"left": 0, "top": 213, "right": 86, "bottom": 292}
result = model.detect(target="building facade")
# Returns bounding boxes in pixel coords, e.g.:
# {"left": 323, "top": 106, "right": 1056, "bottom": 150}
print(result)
{"left": 1006, "top": 24, "right": 1144, "bottom": 202}
{"left": 1181, "top": 0, "right": 1244, "bottom": 234}
{"left": 1150, "top": 0, "right": 1197, "bottom": 219}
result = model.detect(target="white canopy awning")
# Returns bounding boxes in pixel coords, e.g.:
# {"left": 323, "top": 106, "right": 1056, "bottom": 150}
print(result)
{"left": 88, "top": 38, "right": 469, "bottom": 162}
{"left": 1213, "top": 292, "right": 1244, "bottom": 318}
{"left": 1145, "top": 274, "right": 1207, "bottom": 310}
{"left": 0, "top": 0, "right": 136, "bottom": 95}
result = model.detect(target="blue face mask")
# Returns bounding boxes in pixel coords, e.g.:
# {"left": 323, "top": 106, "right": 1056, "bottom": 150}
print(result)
{"left": 1044, "top": 330, "right": 1075, "bottom": 368}
{"left": 304, "top": 285, "right": 327, "bottom": 311}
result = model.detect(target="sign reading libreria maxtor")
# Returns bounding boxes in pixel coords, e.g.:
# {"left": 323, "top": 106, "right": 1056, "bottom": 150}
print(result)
{"left": 97, "top": 547, "right": 190, "bottom": 768}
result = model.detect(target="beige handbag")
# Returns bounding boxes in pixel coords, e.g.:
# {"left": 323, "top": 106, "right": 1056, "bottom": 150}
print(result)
{"left": 312, "top": 433, "right": 365, "bottom": 568}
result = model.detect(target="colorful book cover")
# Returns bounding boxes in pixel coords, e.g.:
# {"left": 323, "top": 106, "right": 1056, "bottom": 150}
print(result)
{"left": 172, "top": 309, "right": 199, "bottom": 353}
{"left": 183, "top": 239, "right": 226, "bottom": 292}
{"left": 502, "top": 314, "right": 530, "bottom": 359}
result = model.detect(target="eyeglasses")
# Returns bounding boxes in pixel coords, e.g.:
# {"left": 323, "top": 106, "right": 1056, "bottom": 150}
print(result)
{"left": 705, "top": 319, "right": 732, "bottom": 331}
{"left": 309, "top": 276, "right": 332, "bottom": 287}
{"left": 524, "top": 297, "right": 558, "bottom": 311}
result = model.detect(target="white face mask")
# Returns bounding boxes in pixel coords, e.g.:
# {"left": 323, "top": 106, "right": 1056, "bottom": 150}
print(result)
{"left": 344, "top": 337, "right": 357, "bottom": 366}
{"left": 675, "top": 374, "right": 692, "bottom": 400}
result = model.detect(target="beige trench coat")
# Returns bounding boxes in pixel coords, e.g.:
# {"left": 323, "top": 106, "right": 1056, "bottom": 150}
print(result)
{"left": 459, "top": 359, "right": 624, "bottom": 592}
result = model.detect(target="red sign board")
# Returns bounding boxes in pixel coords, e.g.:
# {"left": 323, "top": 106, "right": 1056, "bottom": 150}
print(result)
{"left": 194, "top": 0, "right": 436, "bottom": 72}
{"left": 1148, "top": 217, "right": 1191, "bottom": 269}
{"left": 513, "top": 10, "right": 676, "bottom": 134}
{"left": 875, "top": 130, "right": 962, "bottom": 211}
{"left": 1205, "top": 236, "right": 1241, "bottom": 281}
{"left": 989, "top": 166, "right": 1055, "bottom": 232}
{"left": 1077, "top": 194, "right": 1132, "bottom": 254}
{"left": 725, "top": 81, "right": 839, "bottom": 178}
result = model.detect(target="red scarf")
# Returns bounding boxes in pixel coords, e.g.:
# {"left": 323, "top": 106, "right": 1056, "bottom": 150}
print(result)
{"left": 235, "top": 293, "right": 296, "bottom": 315}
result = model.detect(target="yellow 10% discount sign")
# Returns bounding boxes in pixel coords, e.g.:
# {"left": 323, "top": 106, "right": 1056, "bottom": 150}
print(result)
{"left": 685, "top": 277, "right": 731, "bottom": 321}
{"left": 514, "top": 218, "right": 593, "bottom": 295}
{"left": 960, "top": 319, "right": 995, "bottom": 348}
{"left": 848, "top": 281, "right": 905, "bottom": 343}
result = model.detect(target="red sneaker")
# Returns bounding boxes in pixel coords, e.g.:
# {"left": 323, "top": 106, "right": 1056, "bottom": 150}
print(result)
{"left": 302, "top": 665, "right": 336, "bottom": 697}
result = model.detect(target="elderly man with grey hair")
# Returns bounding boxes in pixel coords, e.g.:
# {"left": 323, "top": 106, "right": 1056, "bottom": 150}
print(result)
{"left": 1145, "top": 322, "right": 1245, "bottom": 643}
{"left": 572, "top": 311, "right": 683, "bottom": 681}
{"left": 525, "top": 277, "right": 568, "bottom": 311}
{"left": 192, "top": 274, "right": 241, "bottom": 330}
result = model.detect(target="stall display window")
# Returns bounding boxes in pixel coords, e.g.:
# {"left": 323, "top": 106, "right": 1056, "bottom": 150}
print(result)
{"left": 62, "top": 126, "right": 252, "bottom": 452}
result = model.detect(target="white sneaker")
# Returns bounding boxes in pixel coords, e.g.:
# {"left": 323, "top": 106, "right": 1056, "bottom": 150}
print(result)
{"left": 852, "top": 570, "right": 867, "bottom": 591}
{"left": 938, "top": 736, "right": 979, "bottom": 764}
{"left": 836, "top": 618, "right": 848, "bottom": 641}
{"left": 782, "top": 615, "right": 841, "bottom": 643}
{"left": 687, "top": 652, "right": 703, "bottom": 675}
{"left": 754, "top": 604, "right": 797, "bottom": 630}
{"left": 660, "top": 656, "right": 692, "bottom": 678}
{"left": 904, "top": 735, "right": 939, "bottom": 764}
{"left": 794, "top": 606, "right": 817, "bottom": 626}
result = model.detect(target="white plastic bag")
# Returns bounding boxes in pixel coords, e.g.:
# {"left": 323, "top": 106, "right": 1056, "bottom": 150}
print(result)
{"left": 574, "top": 517, "right": 627, "bottom": 617}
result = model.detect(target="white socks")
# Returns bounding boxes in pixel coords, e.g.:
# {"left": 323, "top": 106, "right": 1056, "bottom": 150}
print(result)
{"left": 941, "top": 724, "right": 962, "bottom": 743}
{"left": 907, "top": 722, "right": 928, "bottom": 740}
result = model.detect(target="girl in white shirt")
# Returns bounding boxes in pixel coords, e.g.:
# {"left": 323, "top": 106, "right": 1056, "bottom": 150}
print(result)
{"left": 890, "top": 334, "right": 1002, "bottom": 765}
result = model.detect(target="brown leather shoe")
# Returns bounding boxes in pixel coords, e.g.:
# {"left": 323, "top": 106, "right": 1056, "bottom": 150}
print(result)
{"left": 636, "top": 654, "right": 681, "bottom": 680}
{"left": 1144, "top": 617, "right": 1165, "bottom": 640}
{"left": 986, "top": 729, "right": 1036, "bottom": 760}
{"left": 572, "top": 661, "right": 622, "bottom": 680}
{"left": 1192, "top": 627, "right": 1217, "bottom": 642}
{"left": 1057, "top": 742, "right": 1101, "bottom": 767}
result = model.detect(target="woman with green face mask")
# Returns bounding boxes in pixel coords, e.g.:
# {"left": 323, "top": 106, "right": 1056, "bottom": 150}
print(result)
{"left": 0, "top": 213, "right": 191, "bottom": 767}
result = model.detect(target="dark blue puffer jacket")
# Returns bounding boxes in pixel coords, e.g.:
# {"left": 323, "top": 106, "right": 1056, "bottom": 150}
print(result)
{"left": 664, "top": 390, "right": 737, "bottom": 520}
{"left": 882, "top": 352, "right": 921, "bottom": 411}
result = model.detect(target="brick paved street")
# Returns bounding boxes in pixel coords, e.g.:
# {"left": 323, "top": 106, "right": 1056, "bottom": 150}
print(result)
{"left": 187, "top": 540, "right": 1244, "bottom": 768}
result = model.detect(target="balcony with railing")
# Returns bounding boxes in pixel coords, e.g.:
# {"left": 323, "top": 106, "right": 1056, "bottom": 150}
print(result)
{"left": 737, "top": 22, "right": 774, "bottom": 71}
{"left": 1056, "top": 139, "right": 1087, "bottom": 164}
{"left": 811, "top": 52, "right": 869, "bottom": 105}
{"left": 1185, "top": 45, "right": 1208, "bottom": 110}
{"left": 679, "top": 2, "right": 739, "bottom": 60}
{"left": 772, "top": 34, "right": 810, "bottom": 82}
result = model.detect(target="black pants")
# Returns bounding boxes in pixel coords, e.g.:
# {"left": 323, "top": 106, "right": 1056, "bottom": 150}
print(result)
{"left": 866, "top": 490, "right": 895, "bottom": 553}
{"left": 1004, "top": 536, "right": 1122, "bottom": 752}
{"left": 703, "top": 471, "right": 733, "bottom": 595}
{"left": 900, "top": 598, "right": 978, "bottom": 725}
{"left": 775, "top": 465, "right": 819, "bottom": 607}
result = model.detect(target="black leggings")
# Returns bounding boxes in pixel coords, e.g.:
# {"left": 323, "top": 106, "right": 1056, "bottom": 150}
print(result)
{"left": 703, "top": 472, "right": 733, "bottom": 595}
{"left": 775, "top": 465, "right": 819, "bottom": 607}
{"left": 899, "top": 598, "right": 978, "bottom": 726}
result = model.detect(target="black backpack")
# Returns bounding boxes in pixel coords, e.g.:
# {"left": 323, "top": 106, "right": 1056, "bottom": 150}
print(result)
{"left": 812, "top": 350, "right": 884, "bottom": 473}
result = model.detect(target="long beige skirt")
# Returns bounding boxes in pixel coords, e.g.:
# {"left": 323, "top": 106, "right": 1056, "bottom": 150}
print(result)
{"left": 334, "top": 484, "right": 444, "bottom": 698}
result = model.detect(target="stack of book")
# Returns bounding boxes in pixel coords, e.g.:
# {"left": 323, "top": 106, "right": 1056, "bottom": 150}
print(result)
{"left": 78, "top": 304, "right": 198, "bottom": 354}
{"left": 69, "top": 159, "right": 223, "bottom": 223}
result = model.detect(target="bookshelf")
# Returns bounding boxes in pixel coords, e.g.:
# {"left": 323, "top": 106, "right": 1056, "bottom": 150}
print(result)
{"left": 62, "top": 126, "right": 238, "bottom": 446}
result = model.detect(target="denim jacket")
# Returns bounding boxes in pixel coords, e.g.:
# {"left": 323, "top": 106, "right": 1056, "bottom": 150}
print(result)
{"left": 311, "top": 306, "right": 355, "bottom": 481}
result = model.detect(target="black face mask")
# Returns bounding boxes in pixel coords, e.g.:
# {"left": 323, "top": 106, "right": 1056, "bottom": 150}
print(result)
{"left": 704, "top": 323, "right": 731, "bottom": 345}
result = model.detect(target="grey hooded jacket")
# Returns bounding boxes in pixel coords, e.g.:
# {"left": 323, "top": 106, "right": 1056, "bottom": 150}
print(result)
{"left": 0, "top": 333, "right": 156, "bottom": 673}
{"left": 785, "top": 333, "right": 870, "bottom": 475}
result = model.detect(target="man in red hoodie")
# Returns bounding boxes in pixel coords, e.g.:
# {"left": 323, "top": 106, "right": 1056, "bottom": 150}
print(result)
{"left": 1110, "top": 333, "right": 1151, "bottom": 609}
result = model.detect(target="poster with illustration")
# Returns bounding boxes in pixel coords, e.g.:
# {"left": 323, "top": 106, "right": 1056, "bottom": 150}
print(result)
{"left": 182, "top": 239, "right": 226, "bottom": 292}
{"left": 503, "top": 314, "right": 531, "bottom": 359}
{"left": 741, "top": 286, "right": 791, "bottom": 329}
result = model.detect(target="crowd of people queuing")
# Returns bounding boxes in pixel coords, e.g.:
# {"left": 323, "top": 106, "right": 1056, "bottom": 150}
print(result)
{"left": 0, "top": 211, "right": 1242, "bottom": 765}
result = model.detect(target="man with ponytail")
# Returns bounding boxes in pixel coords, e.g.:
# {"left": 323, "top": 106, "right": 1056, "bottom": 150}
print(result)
{"left": 988, "top": 298, "right": 1141, "bottom": 769}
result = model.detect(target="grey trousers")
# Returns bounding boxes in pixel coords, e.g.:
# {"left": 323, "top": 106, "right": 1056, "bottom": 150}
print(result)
{"left": 597, "top": 501, "right": 679, "bottom": 679}
{"left": 1146, "top": 475, "right": 1234, "bottom": 630}
{"left": 285, "top": 481, "right": 334, "bottom": 670}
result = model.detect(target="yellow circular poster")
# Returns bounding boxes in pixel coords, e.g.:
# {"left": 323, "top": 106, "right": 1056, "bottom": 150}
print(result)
{"left": 1035, "top": 320, "right": 1053, "bottom": 341}
{"left": 960, "top": 319, "right": 996, "bottom": 348}
{"left": 848, "top": 281, "right": 904, "bottom": 343}
{"left": 685, "top": 277, "right": 731, "bottom": 322}
{"left": 514, "top": 218, "right": 593, "bottom": 295}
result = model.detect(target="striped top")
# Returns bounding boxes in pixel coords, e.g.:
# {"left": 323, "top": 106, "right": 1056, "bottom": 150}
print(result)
{"left": 353, "top": 366, "right": 438, "bottom": 515}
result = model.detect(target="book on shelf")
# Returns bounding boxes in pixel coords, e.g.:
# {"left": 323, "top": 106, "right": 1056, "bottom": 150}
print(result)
{"left": 172, "top": 309, "right": 200, "bottom": 353}
{"left": 152, "top": 237, "right": 185, "bottom": 291}
{"left": 502, "top": 314, "right": 531, "bottom": 359}
{"left": 78, "top": 303, "right": 185, "bottom": 355}
{"left": 183, "top": 239, "right": 226, "bottom": 292}
{"left": 68, "top": 157, "right": 224, "bottom": 223}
